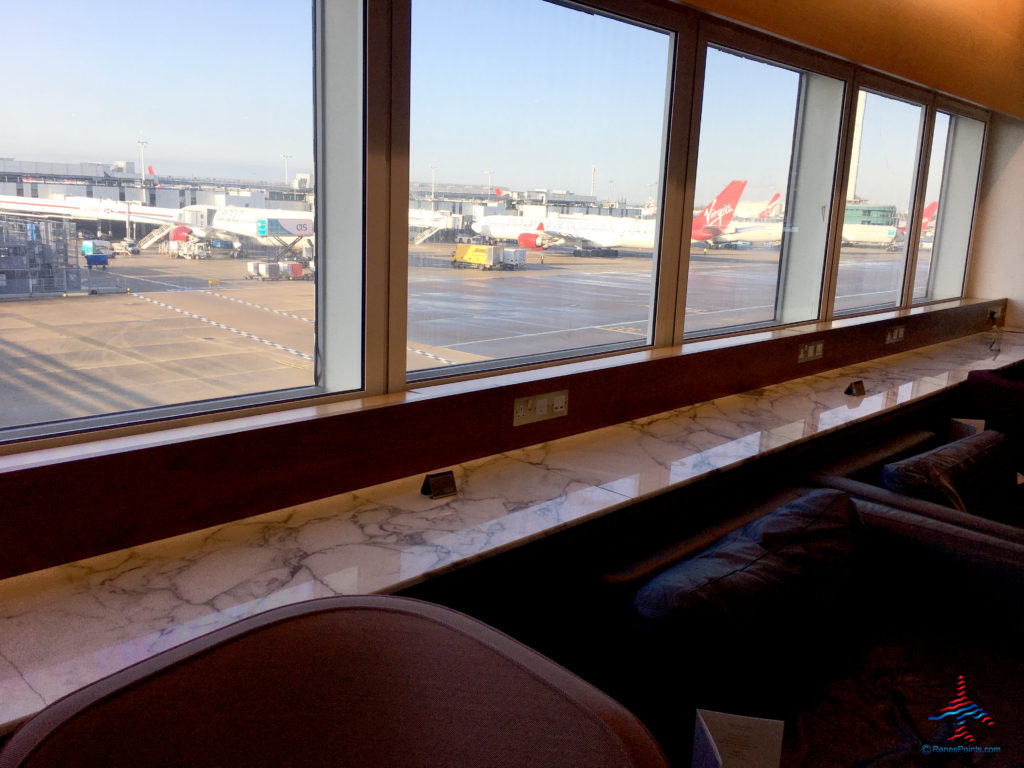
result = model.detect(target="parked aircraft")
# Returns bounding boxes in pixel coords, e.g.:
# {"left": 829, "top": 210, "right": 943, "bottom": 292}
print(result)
{"left": 842, "top": 201, "right": 939, "bottom": 249}
{"left": 0, "top": 194, "right": 313, "bottom": 251}
{"left": 470, "top": 180, "right": 747, "bottom": 250}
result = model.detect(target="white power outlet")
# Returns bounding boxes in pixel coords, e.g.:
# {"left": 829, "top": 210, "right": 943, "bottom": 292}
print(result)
{"left": 885, "top": 325, "right": 906, "bottom": 344}
{"left": 513, "top": 390, "right": 569, "bottom": 426}
{"left": 797, "top": 341, "right": 824, "bottom": 363}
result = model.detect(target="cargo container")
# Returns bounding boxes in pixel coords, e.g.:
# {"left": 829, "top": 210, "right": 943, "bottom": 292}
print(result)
{"left": 80, "top": 240, "right": 111, "bottom": 269}
{"left": 451, "top": 243, "right": 525, "bottom": 270}
{"left": 278, "top": 261, "right": 304, "bottom": 279}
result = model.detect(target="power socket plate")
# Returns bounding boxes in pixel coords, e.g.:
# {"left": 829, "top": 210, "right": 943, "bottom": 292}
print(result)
{"left": 513, "top": 390, "right": 568, "bottom": 426}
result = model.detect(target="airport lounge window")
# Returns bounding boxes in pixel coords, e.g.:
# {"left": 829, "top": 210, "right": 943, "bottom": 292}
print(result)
{"left": 910, "top": 110, "right": 985, "bottom": 303}
{"left": 406, "top": 0, "right": 672, "bottom": 379}
{"left": 834, "top": 89, "right": 925, "bottom": 314}
{"left": 0, "top": 1, "right": 321, "bottom": 438}
{"left": 684, "top": 46, "right": 844, "bottom": 336}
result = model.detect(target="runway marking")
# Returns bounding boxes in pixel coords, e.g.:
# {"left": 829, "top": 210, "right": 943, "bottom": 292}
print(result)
{"left": 604, "top": 326, "right": 646, "bottom": 335}
{"left": 445, "top": 318, "right": 650, "bottom": 348}
{"left": 407, "top": 347, "right": 456, "bottom": 365}
{"left": 105, "top": 271, "right": 191, "bottom": 290}
{"left": 202, "top": 290, "right": 315, "bottom": 324}
{"left": 133, "top": 294, "right": 313, "bottom": 361}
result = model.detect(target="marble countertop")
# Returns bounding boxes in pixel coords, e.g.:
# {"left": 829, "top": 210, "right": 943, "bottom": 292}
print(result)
{"left": 1, "top": 328, "right": 1022, "bottom": 734}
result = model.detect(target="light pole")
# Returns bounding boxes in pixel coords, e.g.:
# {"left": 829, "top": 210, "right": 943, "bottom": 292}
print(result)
{"left": 282, "top": 154, "right": 293, "bottom": 185}
{"left": 430, "top": 166, "right": 438, "bottom": 209}
{"left": 136, "top": 139, "right": 148, "bottom": 190}
{"left": 485, "top": 170, "right": 494, "bottom": 197}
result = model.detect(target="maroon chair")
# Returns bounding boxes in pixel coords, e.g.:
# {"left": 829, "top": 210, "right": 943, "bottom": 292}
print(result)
{"left": 0, "top": 596, "right": 667, "bottom": 768}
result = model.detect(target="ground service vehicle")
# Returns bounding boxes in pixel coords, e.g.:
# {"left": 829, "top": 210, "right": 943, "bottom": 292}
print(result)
{"left": 80, "top": 240, "right": 111, "bottom": 269}
{"left": 451, "top": 244, "right": 526, "bottom": 270}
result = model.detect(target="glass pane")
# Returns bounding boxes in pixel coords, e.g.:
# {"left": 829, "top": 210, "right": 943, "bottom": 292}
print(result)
{"left": 911, "top": 111, "right": 985, "bottom": 303}
{"left": 407, "top": 0, "right": 671, "bottom": 378}
{"left": 0, "top": 1, "right": 317, "bottom": 435}
{"left": 685, "top": 47, "right": 843, "bottom": 336}
{"left": 834, "top": 89, "right": 924, "bottom": 314}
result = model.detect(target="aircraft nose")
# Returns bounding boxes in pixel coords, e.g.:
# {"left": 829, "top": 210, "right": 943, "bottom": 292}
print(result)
{"left": 470, "top": 220, "right": 482, "bottom": 233}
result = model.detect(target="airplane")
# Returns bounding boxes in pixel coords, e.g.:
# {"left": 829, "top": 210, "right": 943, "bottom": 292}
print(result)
{"left": 730, "top": 192, "right": 781, "bottom": 221}
{"left": 470, "top": 180, "right": 747, "bottom": 251}
{"left": 842, "top": 200, "right": 938, "bottom": 250}
{"left": 709, "top": 190, "right": 784, "bottom": 246}
{"left": 0, "top": 194, "right": 314, "bottom": 252}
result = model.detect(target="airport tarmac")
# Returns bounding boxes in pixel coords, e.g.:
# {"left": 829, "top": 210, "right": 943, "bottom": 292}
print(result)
{"left": 0, "top": 244, "right": 915, "bottom": 431}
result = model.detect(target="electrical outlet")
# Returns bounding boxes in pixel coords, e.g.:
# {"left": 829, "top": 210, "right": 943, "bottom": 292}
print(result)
{"left": 885, "top": 325, "right": 906, "bottom": 344}
{"left": 797, "top": 340, "right": 824, "bottom": 363}
{"left": 513, "top": 390, "right": 569, "bottom": 426}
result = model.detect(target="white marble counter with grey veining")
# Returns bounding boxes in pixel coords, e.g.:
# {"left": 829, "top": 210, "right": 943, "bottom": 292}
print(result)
{"left": 1, "top": 328, "right": 1021, "bottom": 733}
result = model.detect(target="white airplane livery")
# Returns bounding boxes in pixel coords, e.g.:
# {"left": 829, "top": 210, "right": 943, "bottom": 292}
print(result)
{"left": 0, "top": 194, "right": 314, "bottom": 246}
{"left": 471, "top": 180, "right": 748, "bottom": 251}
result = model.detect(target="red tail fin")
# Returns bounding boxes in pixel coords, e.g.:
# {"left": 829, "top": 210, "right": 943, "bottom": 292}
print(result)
{"left": 921, "top": 201, "right": 938, "bottom": 229}
{"left": 759, "top": 192, "right": 781, "bottom": 219}
{"left": 691, "top": 180, "right": 747, "bottom": 240}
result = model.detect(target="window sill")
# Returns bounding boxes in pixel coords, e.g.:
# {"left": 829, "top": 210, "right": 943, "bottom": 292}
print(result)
{"left": 0, "top": 321, "right": 1019, "bottom": 736}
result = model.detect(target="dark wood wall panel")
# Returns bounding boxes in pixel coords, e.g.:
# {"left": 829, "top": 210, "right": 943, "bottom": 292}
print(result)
{"left": 0, "top": 300, "right": 1003, "bottom": 579}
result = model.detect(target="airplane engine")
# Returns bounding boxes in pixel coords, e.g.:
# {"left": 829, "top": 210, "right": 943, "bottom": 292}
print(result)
{"left": 518, "top": 232, "right": 553, "bottom": 249}
{"left": 170, "top": 226, "right": 193, "bottom": 242}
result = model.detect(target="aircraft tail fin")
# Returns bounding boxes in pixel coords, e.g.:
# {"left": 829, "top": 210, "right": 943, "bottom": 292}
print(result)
{"left": 759, "top": 192, "right": 781, "bottom": 219}
{"left": 921, "top": 201, "right": 938, "bottom": 229}
{"left": 691, "top": 180, "right": 747, "bottom": 239}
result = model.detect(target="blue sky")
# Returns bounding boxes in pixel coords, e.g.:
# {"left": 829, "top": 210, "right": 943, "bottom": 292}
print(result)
{"left": 1, "top": 0, "right": 313, "bottom": 182}
{"left": 4, "top": 0, "right": 929, "bottom": 209}
{"left": 410, "top": 0, "right": 672, "bottom": 205}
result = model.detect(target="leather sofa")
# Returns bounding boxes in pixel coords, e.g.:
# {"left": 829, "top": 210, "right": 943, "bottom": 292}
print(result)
{"left": 625, "top": 489, "right": 1024, "bottom": 766}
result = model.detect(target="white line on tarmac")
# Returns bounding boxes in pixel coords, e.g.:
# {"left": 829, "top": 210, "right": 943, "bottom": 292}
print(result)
{"left": 133, "top": 294, "right": 313, "bottom": 361}
{"left": 202, "top": 290, "right": 315, "bottom": 324}
{"left": 444, "top": 318, "right": 650, "bottom": 348}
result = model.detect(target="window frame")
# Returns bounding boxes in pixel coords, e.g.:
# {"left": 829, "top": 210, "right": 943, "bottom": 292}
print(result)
{"left": 0, "top": 0, "right": 993, "bottom": 447}
{"left": 683, "top": 21, "right": 856, "bottom": 339}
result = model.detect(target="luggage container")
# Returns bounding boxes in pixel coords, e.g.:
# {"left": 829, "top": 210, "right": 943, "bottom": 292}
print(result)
{"left": 258, "top": 262, "right": 281, "bottom": 280}
{"left": 278, "top": 261, "right": 304, "bottom": 279}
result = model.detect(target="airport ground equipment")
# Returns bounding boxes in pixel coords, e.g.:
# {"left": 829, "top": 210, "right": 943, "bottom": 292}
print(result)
{"left": 0, "top": 216, "right": 82, "bottom": 293}
{"left": 245, "top": 260, "right": 313, "bottom": 281}
{"left": 113, "top": 239, "right": 140, "bottom": 255}
{"left": 80, "top": 240, "right": 111, "bottom": 269}
{"left": 451, "top": 243, "right": 526, "bottom": 270}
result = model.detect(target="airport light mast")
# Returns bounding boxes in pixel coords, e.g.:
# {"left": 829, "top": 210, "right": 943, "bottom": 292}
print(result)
{"left": 282, "top": 154, "right": 293, "bottom": 185}
{"left": 431, "top": 166, "right": 438, "bottom": 209}
{"left": 485, "top": 170, "right": 494, "bottom": 198}
{"left": 135, "top": 139, "right": 148, "bottom": 241}
{"left": 137, "top": 140, "right": 148, "bottom": 189}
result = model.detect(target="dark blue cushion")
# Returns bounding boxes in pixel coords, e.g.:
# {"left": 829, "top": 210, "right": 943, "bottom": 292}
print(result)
{"left": 879, "top": 430, "right": 1016, "bottom": 517}
{"left": 633, "top": 490, "right": 859, "bottom": 624}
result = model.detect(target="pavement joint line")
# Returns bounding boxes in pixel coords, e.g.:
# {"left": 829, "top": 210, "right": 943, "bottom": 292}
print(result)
{"left": 133, "top": 293, "right": 313, "bottom": 361}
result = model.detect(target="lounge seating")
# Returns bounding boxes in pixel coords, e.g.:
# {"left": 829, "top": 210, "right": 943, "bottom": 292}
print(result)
{"left": 817, "top": 429, "right": 1024, "bottom": 539}
{"left": 626, "top": 489, "right": 1024, "bottom": 766}
{"left": 0, "top": 595, "right": 668, "bottom": 768}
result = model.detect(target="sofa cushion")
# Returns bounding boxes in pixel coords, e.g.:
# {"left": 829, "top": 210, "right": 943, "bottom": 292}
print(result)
{"left": 632, "top": 489, "right": 859, "bottom": 625}
{"left": 879, "top": 430, "right": 1017, "bottom": 520}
